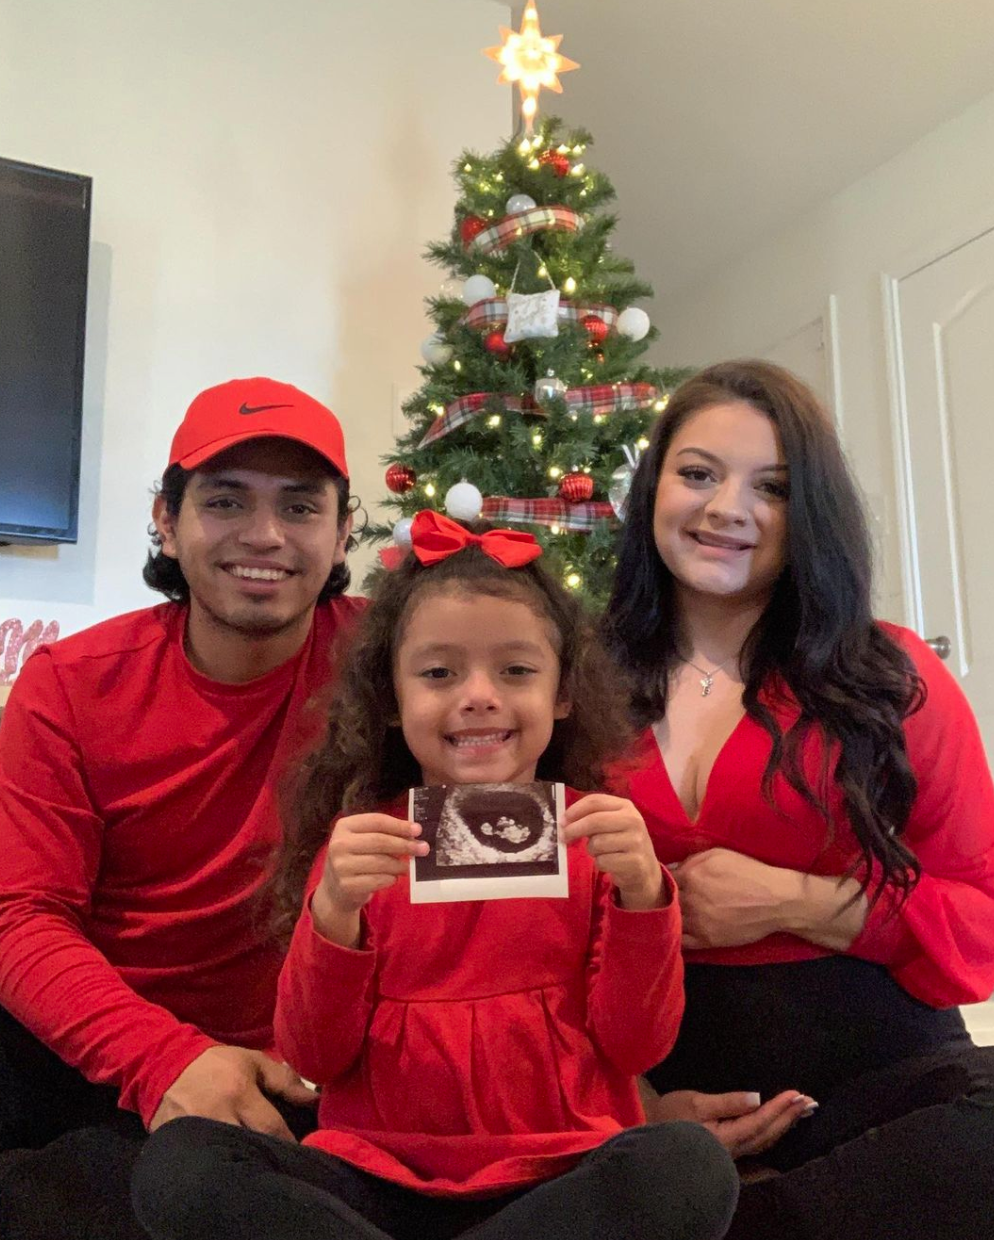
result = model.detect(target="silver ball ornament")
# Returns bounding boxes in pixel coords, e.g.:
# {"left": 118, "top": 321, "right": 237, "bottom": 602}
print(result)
{"left": 608, "top": 464, "right": 634, "bottom": 520}
{"left": 392, "top": 517, "right": 414, "bottom": 547}
{"left": 506, "top": 193, "right": 537, "bottom": 214}
{"left": 534, "top": 370, "right": 568, "bottom": 404}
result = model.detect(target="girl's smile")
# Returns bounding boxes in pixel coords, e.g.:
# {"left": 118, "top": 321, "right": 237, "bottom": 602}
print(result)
{"left": 393, "top": 589, "right": 571, "bottom": 788}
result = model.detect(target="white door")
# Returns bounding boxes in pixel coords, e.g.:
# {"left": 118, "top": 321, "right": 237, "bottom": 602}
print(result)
{"left": 894, "top": 225, "right": 994, "bottom": 1043}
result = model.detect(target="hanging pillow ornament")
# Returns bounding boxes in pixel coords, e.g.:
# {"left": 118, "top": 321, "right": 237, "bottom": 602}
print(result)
{"left": 503, "top": 259, "right": 560, "bottom": 344}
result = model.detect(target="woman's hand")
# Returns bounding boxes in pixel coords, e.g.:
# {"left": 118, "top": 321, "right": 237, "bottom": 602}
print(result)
{"left": 562, "top": 795, "right": 665, "bottom": 911}
{"left": 639, "top": 1080, "right": 816, "bottom": 1159}
{"left": 673, "top": 848, "right": 867, "bottom": 951}
{"left": 311, "top": 814, "right": 428, "bottom": 947}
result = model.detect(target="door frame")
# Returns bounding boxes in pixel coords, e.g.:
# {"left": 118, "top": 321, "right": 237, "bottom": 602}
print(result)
{"left": 881, "top": 215, "right": 994, "bottom": 637}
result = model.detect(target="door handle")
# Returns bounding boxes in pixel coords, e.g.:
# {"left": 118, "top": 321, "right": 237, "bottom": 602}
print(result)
{"left": 925, "top": 635, "right": 951, "bottom": 660}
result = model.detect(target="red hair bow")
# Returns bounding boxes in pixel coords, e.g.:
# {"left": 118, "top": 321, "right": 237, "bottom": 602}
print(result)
{"left": 410, "top": 509, "right": 542, "bottom": 568}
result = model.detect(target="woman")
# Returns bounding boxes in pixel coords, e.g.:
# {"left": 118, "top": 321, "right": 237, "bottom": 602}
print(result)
{"left": 605, "top": 359, "right": 994, "bottom": 1239}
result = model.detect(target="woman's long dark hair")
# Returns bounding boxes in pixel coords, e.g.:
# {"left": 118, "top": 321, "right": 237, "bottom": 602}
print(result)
{"left": 272, "top": 530, "right": 635, "bottom": 940}
{"left": 604, "top": 359, "right": 924, "bottom": 901}
{"left": 143, "top": 463, "right": 355, "bottom": 602}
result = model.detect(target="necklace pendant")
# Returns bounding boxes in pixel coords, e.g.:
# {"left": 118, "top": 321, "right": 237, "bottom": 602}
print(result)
{"left": 700, "top": 675, "right": 714, "bottom": 697}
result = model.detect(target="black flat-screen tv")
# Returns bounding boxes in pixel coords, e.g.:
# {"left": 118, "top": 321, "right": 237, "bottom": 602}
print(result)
{"left": 0, "top": 156, "right": 91, "bottom": 545}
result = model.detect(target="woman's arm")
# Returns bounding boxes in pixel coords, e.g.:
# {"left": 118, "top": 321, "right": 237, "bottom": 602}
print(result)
{"left": 674, "top": 635, "right": 994, "bottom": 1005}
{"left": 673, "top": 849, "right": 867, "bottom": 952}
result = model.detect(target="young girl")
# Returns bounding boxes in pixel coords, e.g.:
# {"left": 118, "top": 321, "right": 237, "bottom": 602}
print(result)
{"left": 131, "top": 510, "right": 738, "bottom": 1240}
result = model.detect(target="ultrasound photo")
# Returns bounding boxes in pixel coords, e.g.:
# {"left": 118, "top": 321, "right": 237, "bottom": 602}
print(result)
{"left": 408, "top": 781, "right": 568, "bottom": 903}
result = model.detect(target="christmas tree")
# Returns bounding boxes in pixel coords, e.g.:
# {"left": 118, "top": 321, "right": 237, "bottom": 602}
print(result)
{"left": 366, "top": 6, "right": 690, "bottom": 610}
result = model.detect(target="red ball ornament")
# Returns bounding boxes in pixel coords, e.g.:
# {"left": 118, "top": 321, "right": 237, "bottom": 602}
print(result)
{"left": 385, "top": 463, "right": 417, "bottom": 494}
{"left": 581, "top": 314, "right": 609, "bottom": 346}
{"left": 484, "top": 329, "right": 511, "bottom": 358}
{"left": 559, "top": 471, "right": 594, "bottom": 503}
{"left": 459, "top": 215, "right": 488, "bottom": 246}
{"left": 539, "top": 149, "right": 570, "bottom": 177}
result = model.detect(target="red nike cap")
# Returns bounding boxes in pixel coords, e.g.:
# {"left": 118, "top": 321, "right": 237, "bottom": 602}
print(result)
{"left": 168, "top": 377, "right": 349, "bottom": 479}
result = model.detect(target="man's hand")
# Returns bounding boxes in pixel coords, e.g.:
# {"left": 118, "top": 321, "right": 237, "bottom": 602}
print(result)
{"left": 149, "top": 1046, "right": 317, "bottom": 1141}
{"left": 639, "top": 1081, "right": 816, "bottom": 1159}
{"left": 562, "top": 794, "right": 664, "bottom": 911}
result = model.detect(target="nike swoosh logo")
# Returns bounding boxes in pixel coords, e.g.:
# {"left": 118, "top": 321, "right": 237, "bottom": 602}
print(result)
{"left": 238, "top": 402, "right": 294, "bottom": 415}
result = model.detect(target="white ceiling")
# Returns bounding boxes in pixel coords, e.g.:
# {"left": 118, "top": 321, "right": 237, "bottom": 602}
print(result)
{"left": 509, "top": 1, "right": 994, "bottom": 293}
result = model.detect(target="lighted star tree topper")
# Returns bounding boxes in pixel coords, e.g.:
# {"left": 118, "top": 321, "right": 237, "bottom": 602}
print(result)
{"left": 484, "top": 2, "right": 579, "bottom": 136}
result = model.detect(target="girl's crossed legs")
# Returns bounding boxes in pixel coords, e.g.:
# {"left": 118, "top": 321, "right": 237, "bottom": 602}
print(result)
{"left": 132, "top": 1117, "right": 737, "bottom": 1240}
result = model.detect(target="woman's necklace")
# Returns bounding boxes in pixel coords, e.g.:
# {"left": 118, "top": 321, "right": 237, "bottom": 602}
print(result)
{"left": 682, "top": 656, "right": 735, "bottom": 698}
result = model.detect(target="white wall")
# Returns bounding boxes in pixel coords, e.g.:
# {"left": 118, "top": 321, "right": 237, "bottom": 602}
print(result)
{"left": 0, "top": 0, "right": 510, "bottom": 644}
{"left": 652, "top": 85, "right": 994, "bottom": 620}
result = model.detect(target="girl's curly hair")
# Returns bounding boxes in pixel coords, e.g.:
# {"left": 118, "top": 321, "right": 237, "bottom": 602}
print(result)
{"left": 272, "top": 527, "right": 635, "bottom": 941}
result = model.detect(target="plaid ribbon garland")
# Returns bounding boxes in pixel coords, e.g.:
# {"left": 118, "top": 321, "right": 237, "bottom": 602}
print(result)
{"left": 565, "top": 382, "right": 659, "bottom": 417}
{"left": 419, "top": 393, "right": 533, "bottom": 447}
{"left": 482, "top": 496, "right": 616, "bottom": 533}
{"left": 461, "top": 299, "right": 619, "bottom": 331}
{"left": 418, "top": 382, "right": 659, "bottom": 448}
{"left": 468, "top": 205, "right": 584, "bottom": 256}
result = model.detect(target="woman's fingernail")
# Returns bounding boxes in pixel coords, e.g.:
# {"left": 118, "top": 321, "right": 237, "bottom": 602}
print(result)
{"left": 800, "top": 1102, "right": 819, "bottom": 1118}
{"left": 744, "top": 1093, "right": 761, "bottom": 1109}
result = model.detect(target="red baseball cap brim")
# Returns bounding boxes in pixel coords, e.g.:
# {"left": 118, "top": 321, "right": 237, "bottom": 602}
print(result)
{"left": 168, "top": 377, "right": 349, "bottom": 479}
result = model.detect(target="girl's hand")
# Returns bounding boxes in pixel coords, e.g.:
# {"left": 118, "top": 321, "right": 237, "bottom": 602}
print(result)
{"left": 562, "top": 794, "right": 664, "bottom": 911}
{"left": 311, "top": 814, "right": 428, "bottom": 947}
{"left": 673, "top": 848, "right": 867, "bottom": 951}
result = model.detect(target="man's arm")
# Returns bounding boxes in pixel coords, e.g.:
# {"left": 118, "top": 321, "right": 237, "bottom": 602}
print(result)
{"left": 0, "top": 650, "right": 311, "bottom": 1135}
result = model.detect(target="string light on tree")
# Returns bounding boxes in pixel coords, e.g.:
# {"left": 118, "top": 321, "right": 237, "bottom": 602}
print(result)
{"left": 483, "top": 2, "right": 579, "bottom": 137}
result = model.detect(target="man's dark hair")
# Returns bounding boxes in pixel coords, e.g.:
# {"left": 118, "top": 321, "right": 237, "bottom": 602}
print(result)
{"left": 144, "top": 463, "right": 355, "bottom": 602}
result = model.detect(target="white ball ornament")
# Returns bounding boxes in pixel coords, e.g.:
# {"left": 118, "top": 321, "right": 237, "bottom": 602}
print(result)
{"left": 462, "top": 274, "right": 497, "bottom": 306}
{"left": 617, "top": 306, "right": 651, "bottom": 342}
{"left": 444, "top": 480, "right": 484, "bottom": 521}
{"left": 506, "top": 193, "right": 537, "bottom": 214}
{"left": 419, "top": 333, "right": 453, "bottom": 365}
{"left": 392, "top": 517, "right": 414, "bottom": 547}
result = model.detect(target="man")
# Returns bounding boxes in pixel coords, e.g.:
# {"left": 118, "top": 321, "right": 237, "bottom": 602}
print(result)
{"left": 0, "top": 377, "right": 364, "bottom": 1235}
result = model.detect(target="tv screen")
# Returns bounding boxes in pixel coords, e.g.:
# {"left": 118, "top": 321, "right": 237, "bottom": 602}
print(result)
{"left": 0, "top": 156, "right": 91, "bottom": 545}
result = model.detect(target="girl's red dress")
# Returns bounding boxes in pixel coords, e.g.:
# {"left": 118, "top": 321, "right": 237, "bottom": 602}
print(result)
{"left": 274, "top": 794, "right": 682, "bottom": 1197}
